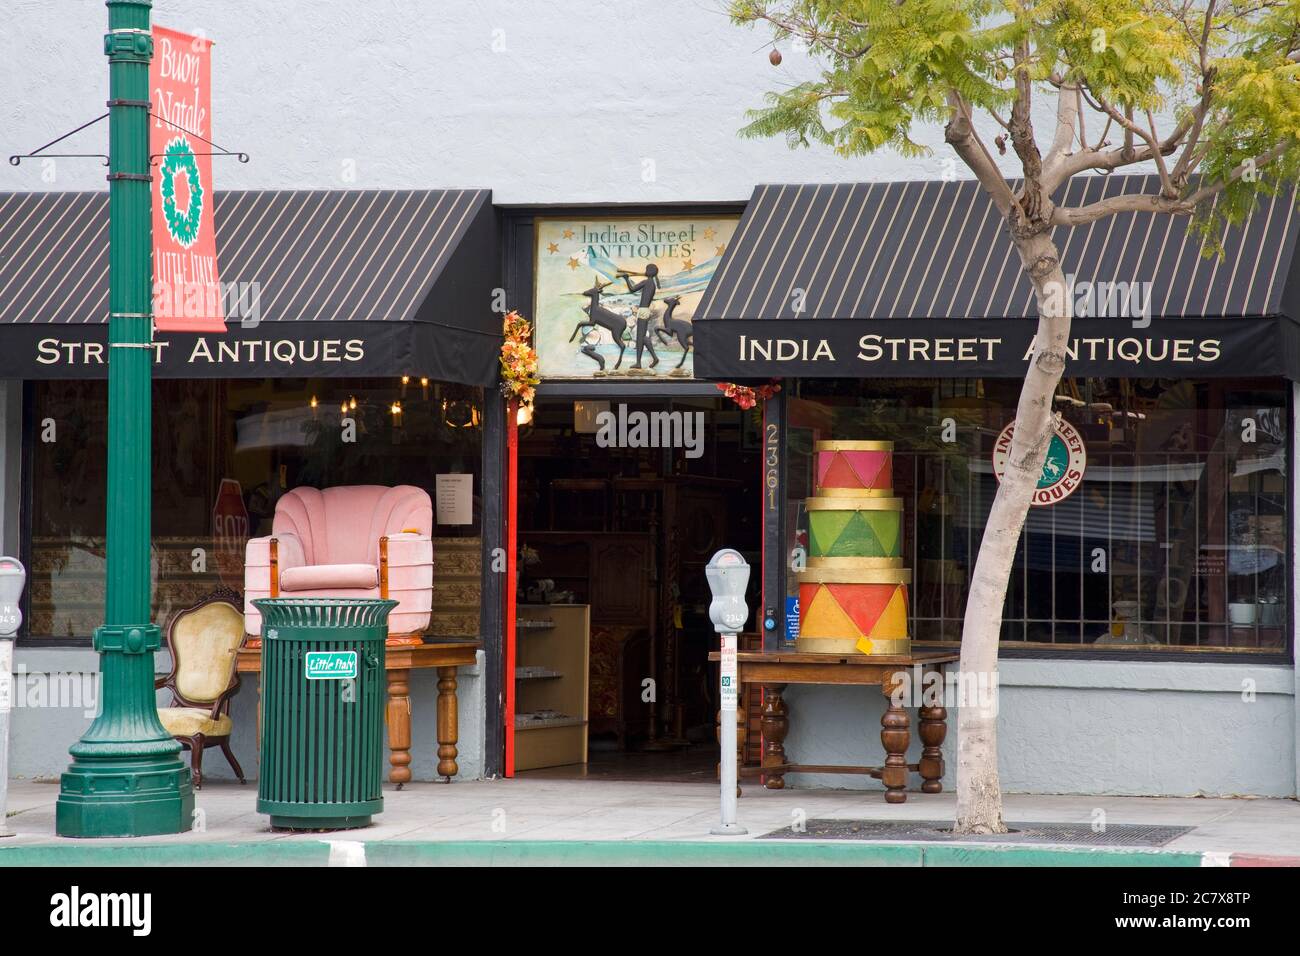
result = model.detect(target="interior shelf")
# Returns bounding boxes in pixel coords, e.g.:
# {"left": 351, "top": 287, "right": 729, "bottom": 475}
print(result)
{"left": 516, "top": 667, "right": 563, "bottom": 680}
{"left": 516, "top": 715, "right": 586, "bottom": 731}
{"left": 514, "top": 604, "right": 589, "bottom": 771}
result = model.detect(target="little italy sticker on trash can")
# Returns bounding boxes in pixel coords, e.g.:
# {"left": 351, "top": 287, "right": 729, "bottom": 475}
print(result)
{"left": 304, "top": 650, "right": 358, "bottom": 680}
{"left": 991, "top": 418, "right": 1087, "bottom": 507}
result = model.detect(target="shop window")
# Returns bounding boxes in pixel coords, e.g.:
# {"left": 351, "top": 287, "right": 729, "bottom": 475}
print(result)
{"left": 24, "top": 378, "right": 483, "bottom": 642}
{"left": 786, "top": 378, "right": 1289, "bottom": 655}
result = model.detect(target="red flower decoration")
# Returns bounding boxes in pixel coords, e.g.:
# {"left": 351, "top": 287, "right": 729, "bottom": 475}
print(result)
{"left": 716, "top": 379, "right": 781, "bottom": 409}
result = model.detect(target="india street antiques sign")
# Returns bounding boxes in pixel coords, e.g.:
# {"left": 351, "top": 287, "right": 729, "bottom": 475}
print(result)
{"left": 533, "top": 216, "right": 740, "bottom": 379}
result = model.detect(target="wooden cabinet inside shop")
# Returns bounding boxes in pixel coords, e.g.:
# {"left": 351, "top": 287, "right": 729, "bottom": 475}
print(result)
{"left": 515, "top": 604, "right": 590, "bottom": 772}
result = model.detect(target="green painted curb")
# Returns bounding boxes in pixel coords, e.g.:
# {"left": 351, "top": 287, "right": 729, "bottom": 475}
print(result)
{"left": 364, "top": 840, "right": 925, "bottom": 867}
{"left": 0, "top": 839, "right": 1204, "bottom": 867}
{"left": 918, "top": 844, "right": 1204, "bottom": 867}
{"left": 0, "top": 841, "right": 329, "bottom": 867}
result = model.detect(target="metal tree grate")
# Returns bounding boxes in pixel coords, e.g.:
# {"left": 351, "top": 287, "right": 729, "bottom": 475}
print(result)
{"left": 759, "top": 819, "right": 1193, "bottom": 847}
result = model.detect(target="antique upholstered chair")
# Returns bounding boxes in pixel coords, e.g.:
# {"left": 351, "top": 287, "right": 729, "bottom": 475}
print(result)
{"left": 155, "top": 592, "right": 247, "bottom": 789}
{"left": 243, "top": 485, "right": 434, "bottom": 644}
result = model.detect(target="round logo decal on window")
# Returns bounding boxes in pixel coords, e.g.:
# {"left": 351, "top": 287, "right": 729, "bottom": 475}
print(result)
{"left": 992, "top": 419, "right": 1087, "bottom": 507}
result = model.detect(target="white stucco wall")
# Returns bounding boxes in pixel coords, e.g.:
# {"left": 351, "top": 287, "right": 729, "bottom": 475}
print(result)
{"left": 783, "top": 660, "right": 1297, "bottom": 797}
{"left": 7, "top": 648, "right": 485, "bottom": 785}
{"left": 6, "top": 0, "right": 1099, "bottom": 203}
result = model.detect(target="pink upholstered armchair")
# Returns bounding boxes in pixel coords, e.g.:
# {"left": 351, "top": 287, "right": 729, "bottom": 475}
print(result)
{"left": 244, "top": 485, "right": 433, "bottom": 643}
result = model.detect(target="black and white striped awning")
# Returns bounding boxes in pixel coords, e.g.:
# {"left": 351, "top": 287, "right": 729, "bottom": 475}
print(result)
{"left": 0, "top": 188, "right": 501, "bottom": 385}
{"left": 694, "top": 175, "right": 1300, "bottom": 379}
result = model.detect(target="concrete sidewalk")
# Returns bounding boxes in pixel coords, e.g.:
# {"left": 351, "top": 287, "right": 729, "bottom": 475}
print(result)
{"left": 3, "top": 778, "right": 1299, "bottom": 866}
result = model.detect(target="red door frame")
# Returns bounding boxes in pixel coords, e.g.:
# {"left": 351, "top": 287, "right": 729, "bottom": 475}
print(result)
{"left": 504, "top": 399, "right": 519, "bottom": 776}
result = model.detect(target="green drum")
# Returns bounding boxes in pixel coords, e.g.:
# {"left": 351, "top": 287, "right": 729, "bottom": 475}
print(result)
{"left": 806, "top": 497, "right": 903, "bottom": 559}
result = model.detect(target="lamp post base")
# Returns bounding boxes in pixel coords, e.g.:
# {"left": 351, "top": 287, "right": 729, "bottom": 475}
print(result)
{"left": 56, "top": 756, "right": 194, "bottom": 839}
{"left": 56, "top": 625, "right": 195, "bottom": 838}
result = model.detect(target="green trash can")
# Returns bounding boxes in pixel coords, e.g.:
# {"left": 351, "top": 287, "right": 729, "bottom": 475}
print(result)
{"left": 253, "top": 597, "right": 397, "bottom": 830}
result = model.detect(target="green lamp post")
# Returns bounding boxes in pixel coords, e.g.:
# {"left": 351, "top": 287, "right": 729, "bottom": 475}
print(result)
{"left": 55, "top": 0, "right": 194, "bottom": 838}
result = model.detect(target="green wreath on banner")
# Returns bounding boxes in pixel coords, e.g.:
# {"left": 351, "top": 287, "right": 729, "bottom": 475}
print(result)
{"left": 159, "top": 136, "right": 204, "bottom": 248}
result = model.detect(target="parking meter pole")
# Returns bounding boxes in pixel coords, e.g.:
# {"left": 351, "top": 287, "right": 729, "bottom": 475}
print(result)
{"left": 714, "top": 629, "right": 744, "bottom": 835}
{"left": 706, "top": 549, "right": 749, "bottom": 836}
{"left": 0, "top": 637, "right": 13, "bottom": 837}
{"left": 0, "top": 558, "right": 27, "bottom": 838}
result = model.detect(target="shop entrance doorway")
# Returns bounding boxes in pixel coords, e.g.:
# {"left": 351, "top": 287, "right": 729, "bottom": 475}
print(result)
{"left": 513, "top": 395, "right": 762, "bottom": 781}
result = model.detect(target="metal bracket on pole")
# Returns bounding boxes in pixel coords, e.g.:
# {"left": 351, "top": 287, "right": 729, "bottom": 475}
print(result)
{"left": 9, "top": 104, "right": 250, "bottom": 170}
{"left": 147, "top": 111, "right": 249, "bottom": 166}
{"left": 0, "top": 557, "right": 27, "bottom": 839}
{"left": 706, "top": 549, "right": 751, "bottom": 836}
{"left": 8, "top": 113, "right": 110, "bottom": 167}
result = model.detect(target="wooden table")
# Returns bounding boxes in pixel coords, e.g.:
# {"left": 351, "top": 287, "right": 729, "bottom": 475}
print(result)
{"left": 237, "top": 640, "right": 481, "bottom": 788}
{"left": 709, "top": 650, "right": 959, "bottom": 803}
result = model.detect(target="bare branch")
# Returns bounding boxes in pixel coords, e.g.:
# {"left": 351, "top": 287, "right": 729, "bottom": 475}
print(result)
{"left": 1051, "top": 191, "right": 1192, "bottom": 226}
{"left": 737, "top": 8, "right": 873, "bottom": 60}
{"left": 1183, "top": 140, "right": 1293, "bottom": 205}
{"left": 1171, "top": 1, "right": 1219, "bottom": 185}
{"left": 1076, "top": 86, "right": 1087, "bottom": 151}
{"left": 1092, "top": 114, "right": 1113, "bottom": 153}
{"left": 944, "top": 90, "right": 1017, "bottom": 217}
{"left": 1051, "top": 140, "right": 1293, "bottom": 226}
{"left": 1200, "top": 0, "right": 1218, "bottom": 75}
{"left": 1008, "top": 38, "right": 1046, "bottom": 223}
{"left": 1146, "top": 109, "right": 1177, "bottom": 195}
{"left": 1043, "top": 113, "right": 1191, "bottom": 192}
{"left": 1043, "top": 82, "right": 1080, "bottom": 171}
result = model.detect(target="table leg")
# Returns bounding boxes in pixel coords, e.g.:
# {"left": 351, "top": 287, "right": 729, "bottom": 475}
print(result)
{"left": 761, "top": 683, "right": 789, "bottom": 790}
{"left": 436, "top": 666, "right": 459, "bottom": 783}
{"left": 880, "top": 681, "right": 910, "bottom": 804}
{"left": 919, "top": 701, "right": 947, "bottom": 794}
{"left": 386, "top": 668, "right": 413, "bottom": 789}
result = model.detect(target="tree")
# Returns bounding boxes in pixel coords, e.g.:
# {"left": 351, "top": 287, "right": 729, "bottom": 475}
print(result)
{"left": 730, "top": 0, "right": 1300, "bottom": 833}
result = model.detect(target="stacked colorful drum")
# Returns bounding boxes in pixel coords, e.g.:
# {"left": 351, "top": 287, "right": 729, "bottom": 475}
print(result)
{"left": 797, "top": 440, "right": 911, "bottom": 656}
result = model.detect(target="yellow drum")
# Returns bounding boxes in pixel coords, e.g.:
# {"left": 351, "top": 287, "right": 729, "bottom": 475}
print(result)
{"left": 796, "top": 566, "right": 911, "bottom": 656}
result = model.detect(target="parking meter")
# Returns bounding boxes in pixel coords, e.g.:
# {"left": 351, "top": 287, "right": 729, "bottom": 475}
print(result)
{"left": 705, "top": 549, "right": 749, "bottom": 835}
{"left": 0, "top": 557, "right": 25, "bottom": 838}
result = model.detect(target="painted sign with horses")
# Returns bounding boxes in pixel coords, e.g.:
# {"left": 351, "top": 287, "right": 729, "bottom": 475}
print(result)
{"left": 533, "top": 216, "right": 740, "bottom": 379}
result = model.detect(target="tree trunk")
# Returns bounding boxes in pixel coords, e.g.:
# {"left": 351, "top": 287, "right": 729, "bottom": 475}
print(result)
{"left": 954, "top": 230, "right": 1071, "bottom": 835}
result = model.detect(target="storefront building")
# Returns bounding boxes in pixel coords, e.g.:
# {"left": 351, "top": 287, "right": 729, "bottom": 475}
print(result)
{"left": 7, "top": 3, "right": 1300, "bottom": 802}
{"left": 691, "top": 176, "right": 1300, "bottom": 795}
{"left": 2, "top": 188, "right": 502, "bottom": 783}
{"left": 6, "top": 170, "right": 1300, "bottom": 799}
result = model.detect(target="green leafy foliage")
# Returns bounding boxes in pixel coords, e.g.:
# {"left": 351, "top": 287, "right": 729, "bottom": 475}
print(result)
{"left": 731, "top": 0, "right": 1300, "bottom": 238}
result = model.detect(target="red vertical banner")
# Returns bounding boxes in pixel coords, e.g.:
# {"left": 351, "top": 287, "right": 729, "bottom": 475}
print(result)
{"left": 150, "top": 26, "right": 225, "bottom": 332}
